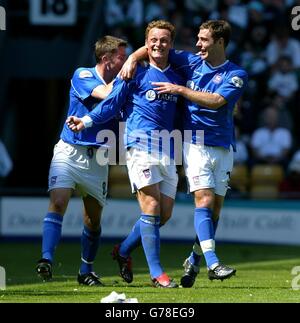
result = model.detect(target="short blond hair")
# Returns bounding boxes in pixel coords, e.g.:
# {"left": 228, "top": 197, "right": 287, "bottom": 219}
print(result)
{"left": 145, "top": 20, "right": 176, "bottom": 42}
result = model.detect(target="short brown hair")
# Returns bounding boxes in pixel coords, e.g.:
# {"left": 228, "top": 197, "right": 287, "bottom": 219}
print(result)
{"left": 95, "top": 35, "right": 127, "bottom": 64}
{"left": 200, "top": 20, "right": 231, "bottom": 48}
{"left": 145, "top": 20, "right": 176, "bottom": 42}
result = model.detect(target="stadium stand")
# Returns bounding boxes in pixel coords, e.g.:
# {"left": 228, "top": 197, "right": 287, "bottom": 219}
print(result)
{"left": 250, "top": 164, "right": 284, "bottom": 199}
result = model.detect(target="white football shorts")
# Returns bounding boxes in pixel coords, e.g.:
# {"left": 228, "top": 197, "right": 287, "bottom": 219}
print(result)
{"left": 48, "top": 139, "right": 108, "bottom": 206}
{"left": 183, "top": 142, "right": 233, "bottom": 196}
{"left": 126, "top": 147, "right": 178, "bottom": 199}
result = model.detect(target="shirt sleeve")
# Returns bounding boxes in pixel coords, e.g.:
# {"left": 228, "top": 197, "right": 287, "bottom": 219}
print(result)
{"left": 88, "top": 77, "right": 133, "bottom": 124}
{"left": 71, "top": 68, "right": 102, "bottom": 101}
{"left": 168, "top": 49, "right": 201, "bottom": 76}
{"left": 215, "top": 70, "right": 248, "bottom": 103}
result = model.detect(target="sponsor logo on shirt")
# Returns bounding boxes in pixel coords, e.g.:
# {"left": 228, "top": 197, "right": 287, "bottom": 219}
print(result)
{"left": 145, "top": 90, "right": 157, "bottom": 101}
{"left": 145, "top": 90, "right": 178, "bottom": 103}
{"left": 194, "top": 71, "right": 204, "bottom": 77}
{"left": 186, "top": 80, "right": 195, "bottom": 90}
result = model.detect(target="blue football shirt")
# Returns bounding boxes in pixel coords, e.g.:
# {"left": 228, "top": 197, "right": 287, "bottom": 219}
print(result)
{"left": 60, "top": 67, "right": 118, "bottom": 147}
{"left": 88, "top": 63, "right": 184, "bottom": 155}
{"left": 169, "top": 49, "right": 248, "bottom": 150}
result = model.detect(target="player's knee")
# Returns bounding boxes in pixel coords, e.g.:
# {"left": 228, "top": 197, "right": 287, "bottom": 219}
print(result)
{"left": 50, "top": 197, "right": 68, "bottom": 215}
{"left": 84, "top": 214, "right": 101, "bottom": 231}
{"left": 143, "top": 196, "right": 160, "bottom": 214}
{"left": 194, "top": 190, "right": 214, "bottom": 208}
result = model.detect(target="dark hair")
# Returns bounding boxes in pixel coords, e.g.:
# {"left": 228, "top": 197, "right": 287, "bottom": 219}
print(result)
{"left": 200, "top": 20, "right": 231, "bottom": 48}
{"left": 145, "top": 20, "right": 176, "bottom": 42}
{"left": 94, "top": 35, "right": 127, "bottom": 64}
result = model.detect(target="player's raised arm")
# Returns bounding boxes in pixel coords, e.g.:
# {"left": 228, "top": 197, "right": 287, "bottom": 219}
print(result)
{"left": 152, "top": 81, "right": 227, "bottom": 109}
{"left": 120, "top": 46, "right": 148, "bottom": 80}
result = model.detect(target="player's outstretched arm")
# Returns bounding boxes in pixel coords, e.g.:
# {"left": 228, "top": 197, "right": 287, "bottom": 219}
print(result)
{"left": 66, "top": 116, "right": 86, "bottom": 133}
{"left": 92, "top": 82, "right": 113, "bottom": 100}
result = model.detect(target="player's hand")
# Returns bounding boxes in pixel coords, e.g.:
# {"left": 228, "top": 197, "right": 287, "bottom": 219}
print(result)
{"left": 66, "top": 116, "right": 85, "bottom": 133}
{"left": 119, "top": 54, "right": 137, "bottom": 80}
{"left": 152, "top": 82, "right": 181, "bottom": 95}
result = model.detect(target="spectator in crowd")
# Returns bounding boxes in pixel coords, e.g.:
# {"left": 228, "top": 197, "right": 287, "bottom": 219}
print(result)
{"left": 250, "top": 106, "right": 292, "bottom": 166}
{"left": 144, "top": 0, "right": 169, "bottom": 23}
{"left": 104, "top": 0, "right": 144, "bottom": 45}
{"left": 265, "top": 27, "right": 300, "bottom": 70}
{"left": 268, "top": 55, "right": 299, "bottom": 100}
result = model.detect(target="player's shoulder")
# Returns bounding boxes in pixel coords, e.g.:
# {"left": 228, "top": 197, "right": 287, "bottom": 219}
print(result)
{"left": 227, "top": 61, "right": 248, "bottom": 78}
{"left": 225, "top": 61, "right": 248, "bottom": 88}
{"left": 134, "top": 63, "right": 149, "bottom": 80}
{"left": 72, "top": 67, "right": 96, "bottom": 80}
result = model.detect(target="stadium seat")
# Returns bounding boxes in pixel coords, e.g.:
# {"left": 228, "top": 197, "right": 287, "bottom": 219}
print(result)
{"left": 250, "top": 184, "right": 279, "bottom": 199}
{"left": 229, "top": 164, "right": 249, "bottom": 193}
{"left": 250, "top": 165, "right": 284, "bottom": 199}
{"left": 250, "top": 165, "right": 284, "bottom": 185}
{"left": 108, "top": 165, "right": 133, "bottom": 199}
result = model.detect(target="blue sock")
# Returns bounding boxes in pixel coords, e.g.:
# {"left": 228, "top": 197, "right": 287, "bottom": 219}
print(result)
{"left": 119, "top": 219, "right": 141, "bottom": 258}
{"left": 80, "top": 226, "right": 101, "bottom": 275}
{"left": 119, "top": 220, "right": 165, "bottom": 258}
{"left": 194, "top": 208, "right": 219, "bottom": 269}
{"left": 42, "top": 212, "right": 63, "bottom": 262}
{"left": 140, "top": 214, "right": 163, "bottom": 278}
{"left": 189, "top": 218, "right": 220, "bottom": 267}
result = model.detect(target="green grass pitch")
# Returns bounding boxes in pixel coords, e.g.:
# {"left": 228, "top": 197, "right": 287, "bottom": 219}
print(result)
{"left": 0, "top": 241, "right": 299, "bottom": 303}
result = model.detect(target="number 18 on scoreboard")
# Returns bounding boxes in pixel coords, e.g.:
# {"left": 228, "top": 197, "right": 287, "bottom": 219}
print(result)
{"left": 30, "top": 0, "right": 77, "bottom": 26}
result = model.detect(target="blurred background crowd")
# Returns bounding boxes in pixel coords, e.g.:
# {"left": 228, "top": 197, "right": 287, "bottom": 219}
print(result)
{"left": 1, "top": 0, "right": 300, "bottom": 199}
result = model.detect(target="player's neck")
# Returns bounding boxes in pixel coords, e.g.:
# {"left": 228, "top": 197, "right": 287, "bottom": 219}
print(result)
{"left": 206, "top": 52, "right": 226, "bottom": 67}
{"left": 96, "top": 64, "right": 114, "bottom": 84}
{"left": 149, "top": 57, "right": 169, "bottom": 70}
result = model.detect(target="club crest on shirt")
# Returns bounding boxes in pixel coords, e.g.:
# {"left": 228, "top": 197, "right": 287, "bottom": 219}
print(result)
{"left": 50, "top": 176, "right": 57, "bottom": 186}
{"left": 145, "top": 90, "right": 157, "bottom": 101}
{"left": 231, "top": 76, "right": 243, "bottom": 88}
{"left": 193, "top": 176, "right": 200, "bottom": 186}
{"left": 79, "top": 70, "right": 93, "bottom": 78}
{"left": 213, "top": 74, "right": 223, "bottom": 84}
{"left": 143, "top": 169, "right": 151, "bottom": 179}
